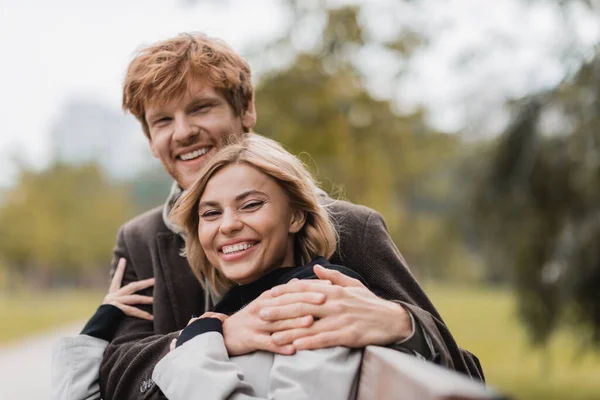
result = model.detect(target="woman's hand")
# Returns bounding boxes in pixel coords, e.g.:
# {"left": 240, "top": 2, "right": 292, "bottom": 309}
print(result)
{"left": 186, "top": 312, "right": 229, "bottom": 326}
{"left": 103, "top": 257, "right": 155, "bottom": 321}
{"left": 169, "top": 312, "right": 229, "bottom": 351}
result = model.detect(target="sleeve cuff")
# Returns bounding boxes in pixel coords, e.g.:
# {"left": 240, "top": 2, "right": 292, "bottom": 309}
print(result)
{"left": 80, "top": 304, "right": 125, "bottom": 341}
{"left": 390, "top": 307, "right": 436, "bottom": 361}
{"left": 176, "top": 318, "right": 223, "bottom": 348}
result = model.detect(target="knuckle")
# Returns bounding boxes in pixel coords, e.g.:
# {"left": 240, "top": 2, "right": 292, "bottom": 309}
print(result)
{"left": 333, "top": 302, "right": 346, "bottom": 314}
{"left": 247, "top": 302, "right": 260, "bottom": 315}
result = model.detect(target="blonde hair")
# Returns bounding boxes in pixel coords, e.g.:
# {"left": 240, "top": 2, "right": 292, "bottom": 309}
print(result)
{"left": 170, "top": 133, "right": 337, "bottom": 295}
{"left": 122, "top": 32, "right": 253, "bottom": 138}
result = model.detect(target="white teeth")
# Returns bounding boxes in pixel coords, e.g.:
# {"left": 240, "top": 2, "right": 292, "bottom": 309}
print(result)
{"left": 179, "top": 148, "right": 210, "bottom": 161}
{"left": 222, "top": 242, "right": 255, "bottom": 255}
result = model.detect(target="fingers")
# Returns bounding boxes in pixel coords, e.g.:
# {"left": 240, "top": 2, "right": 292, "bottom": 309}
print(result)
{"left": 266, "top": 291, "right": 326, "bottom": 309}
{"left": 117, "top": 304, "right": 154, "bottom": 320}
{"left": 272, "top": 318, "right": 343, "bottom": 349}
{"left": 109, "top": 258, "right": 127, "bottom": 293}
{"left": 256, "top": 335, "right": 295, "bottom": 355}
{"left": 199, "top": 312, "right": 228, "bottom": 323}
{"left": 118, "top": 278, "right": 155, "bottom": 295}
{"left": 293, "top": 331, "right": 341, "bottom": 350}
{"left": 270, "top": 281, "right": 331, "bottom": 298}
{"left": 116, "top": 294, "right": 153, "bottom": 305}
{"left": 313, "top": 265, "right": 364, "bottom": 288}
{"left": 266, "top": 315, "right": 314, "bottom": 333}
{"left": 259, "top": 302, "right": 322, "bottom": 322}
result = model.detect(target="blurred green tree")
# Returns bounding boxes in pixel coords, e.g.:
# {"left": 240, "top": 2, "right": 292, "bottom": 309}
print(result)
{"left": 0, "top": 162, "right": 135, "bottom": 287}
{"left": 254, "top": 5, "right": 474, "bottom": 278}
{"left": 468, "top": 49, "right": 600, "bottom": 346}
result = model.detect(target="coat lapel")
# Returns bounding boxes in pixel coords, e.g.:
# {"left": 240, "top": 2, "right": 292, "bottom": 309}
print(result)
{"left": 156, "top": 232, "right": 204, "bottom": 329}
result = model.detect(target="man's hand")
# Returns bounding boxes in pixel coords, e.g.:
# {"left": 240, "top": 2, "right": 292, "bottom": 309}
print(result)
{"left": 222, "top": 287, "right": 331, "bottom": 356}
{"left": 103, "top": 257, "right": 155, "bottom": 320}
{"left": 263, "top": 265, "right": 413, "bottom": 350}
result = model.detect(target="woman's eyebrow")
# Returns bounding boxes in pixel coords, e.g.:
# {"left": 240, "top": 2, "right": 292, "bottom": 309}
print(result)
{"left": 198, "top": 190, "right": 267, "bottom": 209}
{"left": 198, "top": 200, "right": 219, "bottom": 209}
{"left": 235, "top": 190, "right": 267, "bottom": 202}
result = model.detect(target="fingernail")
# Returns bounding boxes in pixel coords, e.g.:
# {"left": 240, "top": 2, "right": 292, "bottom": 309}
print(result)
{"left": 272, "top": 334, "right": 284, "bottom": 345}
{"left": 270, "top": 287, "right": 280, "bottom": 296}
{"left": 282, "top": 345, "right": 295, "bottom": 354}
{"left": 293, "top": 339, "right": 304, "bottom": 348}
{"left": 259, "top": 309, "right": 270, "bottom": 319}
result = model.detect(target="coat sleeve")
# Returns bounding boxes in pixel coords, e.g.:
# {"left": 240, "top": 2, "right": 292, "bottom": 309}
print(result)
{"left": 268, "top": 347, "right": 362, "bottom": 399}
{"left": 152, "top": 332, "right": 362, "bottom": 400}
{"left": 335, "top": 208, "right": 485, "bottom": 382}
{"left": 51, "top": 335, "right": 106, "bottom": 400}
{"left": 99, "top": 226, "right": 178, "bottom": 400}
{"left": 152, "top": 332, "right": 260, "bottom": 400}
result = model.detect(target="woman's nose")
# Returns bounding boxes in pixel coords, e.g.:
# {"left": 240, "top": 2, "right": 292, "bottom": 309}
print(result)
{"left": 219, "top": 211, "right": 243, "bottom": 235}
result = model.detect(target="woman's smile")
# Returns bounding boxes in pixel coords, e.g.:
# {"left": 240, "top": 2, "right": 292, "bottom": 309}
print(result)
{"left": 219, "top": 241, "right": 260, "bottom": 262}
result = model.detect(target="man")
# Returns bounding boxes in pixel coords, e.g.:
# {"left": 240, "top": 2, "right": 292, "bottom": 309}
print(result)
{"left": 100, "top": 33, "right": 483, "bottom": 399}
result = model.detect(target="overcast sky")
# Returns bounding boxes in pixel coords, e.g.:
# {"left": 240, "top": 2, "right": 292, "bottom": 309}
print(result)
{"left": 1, "top": 0, "right": 599, "bottom": 187}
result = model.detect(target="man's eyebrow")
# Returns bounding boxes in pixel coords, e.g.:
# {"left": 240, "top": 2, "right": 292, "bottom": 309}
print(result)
{"left": 145, "top": 111, "right": 167, "bottom": 122}
{"left": 198, "top": 190, "right": 267, "bottom": 209}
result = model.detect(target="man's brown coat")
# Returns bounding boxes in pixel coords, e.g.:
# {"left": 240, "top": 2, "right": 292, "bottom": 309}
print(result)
{"left": 99, "top": 199, "right": 484, "bottom": 399}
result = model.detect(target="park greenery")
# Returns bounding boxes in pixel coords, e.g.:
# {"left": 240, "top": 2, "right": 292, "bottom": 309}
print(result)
{"left": 1, "top": 1, "right": 600, "bottom": 397}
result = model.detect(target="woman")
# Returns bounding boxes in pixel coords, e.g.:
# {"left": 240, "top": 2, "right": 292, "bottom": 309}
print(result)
{"left": 151, "top": 133, "right": 420, "bottom": 399}
{"left": 51, "top": 258, "right": 154, "bottom": 400}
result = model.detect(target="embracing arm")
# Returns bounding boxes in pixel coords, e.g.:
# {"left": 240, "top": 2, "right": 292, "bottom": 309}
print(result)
{"left": 52, "top": 257, "right": 155, "bottom": 400}
{"left": 99, "top": 227, "right": 177, "bottom": 400}
{"left": 342, "top": 209, "right": 484, "bottom": 381}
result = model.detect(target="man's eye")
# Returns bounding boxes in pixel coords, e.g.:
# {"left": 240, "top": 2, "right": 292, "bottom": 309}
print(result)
{"left": 192, "top": 104, "right": 213, "bottom": 113}
{"left": 153, "top": 117, "right": 171, "bottom": 126}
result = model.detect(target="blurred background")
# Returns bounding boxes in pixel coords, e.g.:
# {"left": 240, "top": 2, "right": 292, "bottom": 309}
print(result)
{"left": 2, "top": 0, "right": 600, "bottom": 398}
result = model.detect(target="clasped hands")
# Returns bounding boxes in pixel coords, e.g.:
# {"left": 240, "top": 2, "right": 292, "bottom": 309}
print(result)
{"left": 177, "top": 265, "right": 413, "bottom": 355}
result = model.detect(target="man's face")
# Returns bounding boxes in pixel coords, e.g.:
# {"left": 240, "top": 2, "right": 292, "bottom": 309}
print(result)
{"left": 144, "top": 77, "right": 256, "bottom": 189}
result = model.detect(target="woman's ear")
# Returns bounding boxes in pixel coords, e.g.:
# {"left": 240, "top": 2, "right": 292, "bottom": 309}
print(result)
{"left": 289, "top": 209, "right": 307, "bottom": 234}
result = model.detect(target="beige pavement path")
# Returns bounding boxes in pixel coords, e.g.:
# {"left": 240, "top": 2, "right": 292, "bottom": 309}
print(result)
{"left": 0, "top": 321, "right": 84, "bottom": 400}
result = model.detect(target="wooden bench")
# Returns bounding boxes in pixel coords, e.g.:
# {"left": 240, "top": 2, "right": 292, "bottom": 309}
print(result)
{"left": 356, "top": 346, "right": 506, "bottom": 400}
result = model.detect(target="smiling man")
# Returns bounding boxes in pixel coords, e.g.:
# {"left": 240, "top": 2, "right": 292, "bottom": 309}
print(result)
{"left": 100, "top": 33, "right": 484, "bottom": 399}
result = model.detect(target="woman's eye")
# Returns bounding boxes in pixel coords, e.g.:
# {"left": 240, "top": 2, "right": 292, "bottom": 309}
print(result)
{"left": 200, "top": 210, "right": 221, "bottom": 219}
{"left": 242, "top": 201, "right": 264, "bottom": 210}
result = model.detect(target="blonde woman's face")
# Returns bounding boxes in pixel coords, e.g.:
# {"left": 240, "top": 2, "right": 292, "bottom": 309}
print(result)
{"left": 197, "top": 163, "right": 304, "bottom": 284}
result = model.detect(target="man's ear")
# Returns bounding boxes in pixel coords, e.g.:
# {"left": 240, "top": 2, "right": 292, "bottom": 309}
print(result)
{"left": 241, "top": 99, "right": 257, "bottom": 131}
{"left": 289, "top": 209, "right": 307, "bottom": 234}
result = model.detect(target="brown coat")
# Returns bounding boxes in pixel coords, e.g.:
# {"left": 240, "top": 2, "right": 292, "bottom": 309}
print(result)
{"left": 99, "top": 200, "right": 484, "bottom": 400}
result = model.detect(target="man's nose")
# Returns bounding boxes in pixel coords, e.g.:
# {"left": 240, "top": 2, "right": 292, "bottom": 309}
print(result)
{"left": 173, "top": 115, "right": 198, "bottom": 142}
{"left": 219, "top": 211, "right": 243, "bottom": 235}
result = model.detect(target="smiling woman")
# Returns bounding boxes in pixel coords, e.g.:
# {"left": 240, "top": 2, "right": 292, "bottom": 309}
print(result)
{"left": 196, "top": 164, "right": 306, "bottom": 285}
{"left": 170, "top": 132, "right": 337, "bottom": 295}
{"left": 160, "top": 133, "right": 369, "bottom": 399}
